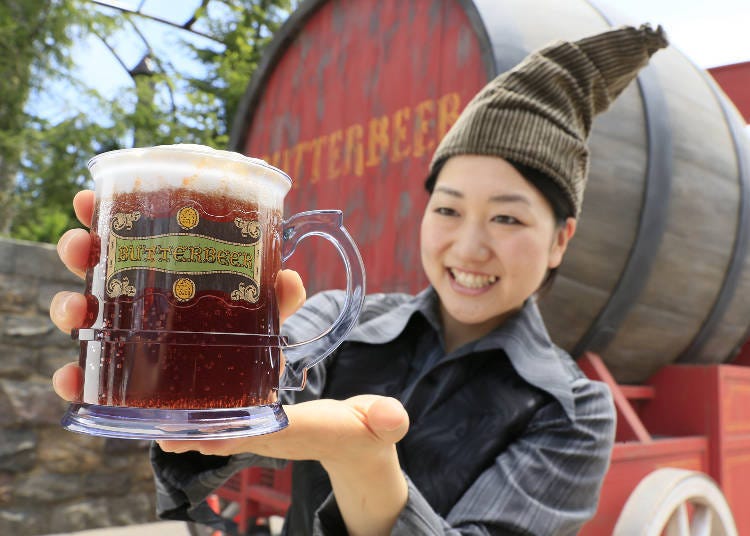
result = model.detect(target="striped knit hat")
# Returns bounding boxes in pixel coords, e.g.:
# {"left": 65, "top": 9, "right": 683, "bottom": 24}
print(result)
{"left": 428, "top": 24, "right": 668, "bottom": 217}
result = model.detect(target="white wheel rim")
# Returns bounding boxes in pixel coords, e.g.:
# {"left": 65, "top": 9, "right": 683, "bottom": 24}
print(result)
{"left": 613, "top": 468, "right": 737, "bottom": 536}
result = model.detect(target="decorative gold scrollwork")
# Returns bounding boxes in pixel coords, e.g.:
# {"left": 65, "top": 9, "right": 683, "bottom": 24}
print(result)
{"left": 234, "top": 218, "right": 261, "bottom": 239}
{"left": 231, "top": 282, "right": 259, "bottom": 303}
{"left": 107, "top": 276, "right": 136, "bottom": 298}
{"left": 111, "top": 211, "right": 141, "bottom": 231}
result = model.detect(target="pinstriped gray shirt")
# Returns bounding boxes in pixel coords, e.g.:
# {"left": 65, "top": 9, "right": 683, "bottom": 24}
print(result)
{"left": 152, "top": 288, "right": 615, "bottom": 535}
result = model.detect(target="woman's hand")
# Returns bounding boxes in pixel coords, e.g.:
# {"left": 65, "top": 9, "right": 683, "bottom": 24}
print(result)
{"left": 160, "top": 394, "right": 409, "bottom": 536}
{"left": 157, "top": 394, "right": 409, "bottom": 462}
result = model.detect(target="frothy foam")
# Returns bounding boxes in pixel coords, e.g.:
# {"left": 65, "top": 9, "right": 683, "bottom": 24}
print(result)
{"left": 89, "top": 145, "right": 290, "bottom": 208}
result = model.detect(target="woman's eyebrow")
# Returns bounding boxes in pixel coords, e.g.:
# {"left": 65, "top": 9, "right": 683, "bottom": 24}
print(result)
{"left": 434, "top": 187, "right": 531, "bottom": 205}
{"left": 489, "top": 194, "right": 531, "bottom": 205}
{"left": 434, "top": 186, "right": 463, "bottom": 198}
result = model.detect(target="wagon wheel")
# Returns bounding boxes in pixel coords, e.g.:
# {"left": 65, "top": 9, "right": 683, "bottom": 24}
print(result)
{"left": 613, "top": 468, "right": 737, "bottom": 536}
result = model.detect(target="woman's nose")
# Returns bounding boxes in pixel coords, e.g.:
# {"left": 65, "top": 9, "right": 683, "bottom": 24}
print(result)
{"left": 452, "top": 222, "right": 492, "bottom": 262}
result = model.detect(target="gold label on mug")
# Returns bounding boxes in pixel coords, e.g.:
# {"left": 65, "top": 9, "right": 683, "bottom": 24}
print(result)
{"left": 105, "top": 208, "right": 262, "bottom": 303}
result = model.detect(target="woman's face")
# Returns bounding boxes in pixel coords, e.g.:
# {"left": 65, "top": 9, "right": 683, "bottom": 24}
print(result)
{"left": 420, "top": 155, "right": 576, "bottom": 333}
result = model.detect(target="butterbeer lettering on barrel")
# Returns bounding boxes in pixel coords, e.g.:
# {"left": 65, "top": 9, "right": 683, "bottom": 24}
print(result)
{"left": 343, "top": 124, "right": 365, "bottom": 177}
{"left": 260, "top": 91, "right": 461, "bottom": 180}
{"left": 327, "top": 129, "right": 343, "bottom": 180}
{"left": 309, "top": 136, "right": 328, "bottom": 183}
{"left": 266, "top": 149, "right": 291, "bottom": 177}
{"left": 413, "top": 99, "right": 435, "bottom": 158}
{"left": 391, "top": 107, "right": 411, "bottom": 162}
{"left": 437, "top": 92, "right": 461, "bottom": 140}
{"left": 366, "top": 116, "right": 389, "bottom": 168}
{"left": 291, "top": 141, "right": 310, "bottom": 180}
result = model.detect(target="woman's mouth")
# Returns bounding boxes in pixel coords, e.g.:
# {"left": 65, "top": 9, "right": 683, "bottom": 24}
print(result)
{"left": 448, "top": 268, "right": 498, "bottom": 289}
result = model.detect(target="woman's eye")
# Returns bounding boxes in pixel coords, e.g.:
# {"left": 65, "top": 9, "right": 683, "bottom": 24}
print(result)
{"left": 434, "top": 207, "right": 458, "bottom": 216}
{"left": 492, "top": 215, "right": 520, "bottom": 225}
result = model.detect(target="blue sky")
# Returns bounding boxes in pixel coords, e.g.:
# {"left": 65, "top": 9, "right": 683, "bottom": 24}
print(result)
{"left": 30, "top": 0, "right": 749, "bottom": 124}
{"left": 615, "top": 0, "right": 749, "bottom": 67}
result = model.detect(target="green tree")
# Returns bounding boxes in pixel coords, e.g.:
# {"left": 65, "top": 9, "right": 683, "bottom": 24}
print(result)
{"left": 0, "top": 0, "right": 81, "bottom": 236}
{"left": 5, "top": 0, "right": 298, "bottom": 243}
{"left": 179, "top": 0, "right": 299, "bottom": 148}
{"left": 3, "top": 0, "right": 130, "bottom": 242}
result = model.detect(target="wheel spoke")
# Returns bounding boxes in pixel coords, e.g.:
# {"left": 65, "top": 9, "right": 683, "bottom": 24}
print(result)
{"left": 691, "top": 504, "right": 712, "bottom": 536}
{"left": 664, "top": 503, "right": 690, "bottom": 536}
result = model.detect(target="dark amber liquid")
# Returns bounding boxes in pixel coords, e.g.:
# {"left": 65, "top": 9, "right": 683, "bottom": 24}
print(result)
{"left": 79, "top": 188, "right": 283, "bottom": 409}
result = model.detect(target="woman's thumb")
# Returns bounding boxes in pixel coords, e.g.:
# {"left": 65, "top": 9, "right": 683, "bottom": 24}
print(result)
{"left": 366, "top": 397, "right": 410, "bottom": 444}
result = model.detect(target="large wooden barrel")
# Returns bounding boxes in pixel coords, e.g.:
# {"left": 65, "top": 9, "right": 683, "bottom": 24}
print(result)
{"left": 229, "top": 0, "right": 750, "bottom": 383}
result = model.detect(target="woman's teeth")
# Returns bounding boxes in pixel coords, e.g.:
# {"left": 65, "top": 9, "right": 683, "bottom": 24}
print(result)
{"left": 450, "top": 268, "right": 498, "bottom": 288}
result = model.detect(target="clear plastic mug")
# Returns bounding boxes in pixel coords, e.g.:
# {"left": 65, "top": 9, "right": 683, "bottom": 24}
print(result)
{"left": 61, "top": 144, "right": 365, "bottom": 439}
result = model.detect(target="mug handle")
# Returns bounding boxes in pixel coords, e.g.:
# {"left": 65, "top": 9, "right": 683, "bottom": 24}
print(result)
{"left": 278, "top": 210, "right": 365, "bottom": 391}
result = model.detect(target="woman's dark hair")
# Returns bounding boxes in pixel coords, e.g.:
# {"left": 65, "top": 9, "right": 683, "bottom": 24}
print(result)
{"left": 508, "top": 161, "right": 571, "bottom": 223}
{"left": 425, "top": 157, "right": 574, "bottom": 294}
{"left": 424, "top": 162, "right": 442, "bottom": 194}
{"left": 508, "top": 160, "right": 573, "bottom": 295}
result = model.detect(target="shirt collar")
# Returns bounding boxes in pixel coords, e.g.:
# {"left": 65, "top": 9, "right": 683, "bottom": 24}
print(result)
{"left": 473, "top": 296, "right": 576, "bottom": 422}
{"left": 347, "top": 287, "right": 576, "bottom": 422}
{"left": 346, "top": 287, "right": 436, "bottom": 345}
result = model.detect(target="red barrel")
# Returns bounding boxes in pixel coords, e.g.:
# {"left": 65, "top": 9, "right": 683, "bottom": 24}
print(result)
{"left": 230, "top": 0, "right": 750, "bottom": 383}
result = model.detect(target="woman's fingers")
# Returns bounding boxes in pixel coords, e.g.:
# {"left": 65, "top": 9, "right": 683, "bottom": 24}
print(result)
{"left": 57, "top": 228, "right": 91, "bottom": 279}
{"left": 155, "top": 440, "right": 198, "bottom": 454}
{"left": 58, "top": 190, "right": 94, "bottom": 278}
{"left": 50, "top": 291, "right": 88, "bottom": 334}
{"left": 49, "top": 193, "right": 92, "bottom": 402}
{"left": 348, "top": 395, "right": 410, "bottom": 444}
{"left": 275, "top": 269, "right": 306, "bottom": 325}
{"left": 52, "top": 362, "right": 83, "bottom": 402}
{"left": 73, "top": 190, "right": 95, "bottom": 228}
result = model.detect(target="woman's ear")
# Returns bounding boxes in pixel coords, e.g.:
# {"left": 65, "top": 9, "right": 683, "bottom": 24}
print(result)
{"left": 549, "top": 217, "right": 577, "bottom": 269}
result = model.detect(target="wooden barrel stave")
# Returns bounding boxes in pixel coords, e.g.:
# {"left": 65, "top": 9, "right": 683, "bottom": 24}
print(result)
{"left": 600, "top": 50, "right": 744, "bottom": 380}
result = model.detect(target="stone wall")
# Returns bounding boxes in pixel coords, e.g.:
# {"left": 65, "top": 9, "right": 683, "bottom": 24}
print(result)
{"left": 0, "top": 238, "right": 157, "bottom": 535}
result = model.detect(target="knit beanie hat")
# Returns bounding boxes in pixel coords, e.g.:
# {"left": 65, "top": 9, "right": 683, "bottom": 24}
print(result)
{"left": 427, "top": 24, "right": 668, "bottom": 217}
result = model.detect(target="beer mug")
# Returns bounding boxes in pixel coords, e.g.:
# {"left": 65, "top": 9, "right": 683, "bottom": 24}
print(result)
{"left": 62, "top": 144, "right": 365, "bottom": 439}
